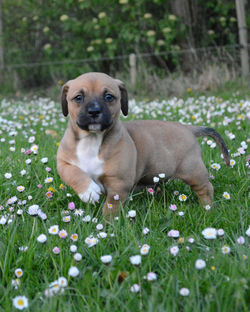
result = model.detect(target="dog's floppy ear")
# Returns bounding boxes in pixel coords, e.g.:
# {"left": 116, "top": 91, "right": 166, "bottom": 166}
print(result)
{"left": 116, "top": 79, "right": 128, "bottom": 116}
{"left": 61, "top": 84, "right": 69, "bottom": 117}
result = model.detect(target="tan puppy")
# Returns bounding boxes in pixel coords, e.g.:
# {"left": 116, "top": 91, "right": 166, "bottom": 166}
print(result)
{"left": 57, "top": 72, "right": 230, "bottom": 216}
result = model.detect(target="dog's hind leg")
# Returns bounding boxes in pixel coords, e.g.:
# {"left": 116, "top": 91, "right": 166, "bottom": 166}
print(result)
{"left": 176, "top": 158, "right": 214, "bottom": 206}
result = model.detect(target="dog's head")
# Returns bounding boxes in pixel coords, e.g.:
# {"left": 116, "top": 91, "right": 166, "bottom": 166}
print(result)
{"left": 61, "top": 72, "right": 128, "bottom": 133}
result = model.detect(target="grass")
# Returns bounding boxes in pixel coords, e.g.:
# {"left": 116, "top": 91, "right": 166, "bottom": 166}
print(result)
{"left": 0, "top": 93, "right": 249, "bottom": 312}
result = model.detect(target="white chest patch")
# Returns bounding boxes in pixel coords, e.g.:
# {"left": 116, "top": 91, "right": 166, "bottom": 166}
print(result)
{"left": 75, "top": 133, "right": 104, "bottom": 182}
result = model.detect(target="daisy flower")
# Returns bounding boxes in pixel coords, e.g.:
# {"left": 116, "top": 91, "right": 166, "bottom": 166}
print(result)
{"left": 130, "top": 255, "right": 141, "bottom": 266}
{"left": 246, "top": 226, "right": 250, "bottom": 237}
{"left": 82, "top": 215, "right": 91, "bottom": 222}
{"left": 97, "top": 232, "right": 107, "bottom": 239}
{"left": 113, "top": 194, "right": 120, "bottom": 200}
{"left": 217, "top": 229, "right": 225, "bottom": 236}
{"left": 62, "top": 215, "right": 71, "bottom": 223}
{"left": 28, "top": 204, "right": 40, "bottom": 216}
{"left": 68, "top": 202, "right": 75, "bottom": 210}
{"left": 4, "top": 172, "right": 12, "bottom": 179}
{"left": 153, "top": 176, "right": 159, "bottom": 183}
{"left": 68, "top": 266, "right": 79, "bottom": 277}
{"left": 37, "top": 234, "right": 47, "bottom": 243}
{"left": 44, "top": 177, "right": 53, "bottom": 183}
{"left": 41, "top": 157, "right": 48, "bottom": 164}
{"left": 202, "top": 228, "right": 217, "bottom": 239}
{"left": 230, "top": 159, "right": 236, "bottom": 167}
{"left": 30, "top": 144, "right": 38, "bottom": 153}
{"left": 15, "top": 268, "right": 23, "bottom": 278}
{"left": 74, "top": 209, "right": 84, "bottom": 216}
{"left": 147, "top": 188, "right": 154, "bottom": 195}
{"left": 140, "top": 244, "right": 150, "bottom": 255}
{"left": 130, "top": 284, "right": 140, "bottom": 293}
{"left": 58, "top": 277, "right": 68, "bottom": 288}
{"left": 20, "top": 170, "right": 26, "bottom": 176}
{"left": 237, "top": 236, "right": 245, "bottom": 245}
{"left": 170, "top": 246, "right": 179, "bottom": 256}
{"left": 52, "top": 247, "right": 60, "bottom": 254}
{"left": 179, "top": 288, "right": 190, "bottom": 296}
{"left": 48, "top": 225, "right": 59, "bottom": 235}
{"left": 127, "top": 210, "right": 136, "bottom": 218}
{"left": 85, "top": 236, "right": 99, "bottom": 247}
{"left": 58, "top": 229, "right": 68, "bottom": 239}
{"left": 221, "top": 246, "right": 231, "bottom": 254}
{"left": 70, "top": 233, "right": 78, "bottom": 242}
{"left": 195, "top": 259, "right": 206, "bottom": 269}
{"left": 169, "top": 204, "right": 177, "bottom": 211}
{"left": 158, "top": 173, "right": 165, "bottom": 178}
{"left": 74, "top": 253, "right": 82, "bottom": 261}
{"left": 168, "top": 229, "right": 180, "bottom": 238}
{"left": 178, "top": 194, "right": 187, "bottom": 201}
{"left": 12, "top": 296, "right": 28, "bottom": 310}
{"left": 17, "top": 186, "right": 25, "bottom": 192}
{"left": 146, "top": 272, "right": 157, "bottom": 281}
{"left": 100, "top": 255, "right": 112, "bottom": 264}
{"left": 46, "top": 191, "right": 53, "bottom": 198}
{"left": 211, "top": 163, "right": 221, "bottom": 171}
{"left": 223, "top": 192, "right": 230, "bottom": 200}
{"left": 28, "top": 136, "right": 35, "bottom": 143}
{"left": 142, "top": 227, "right": 150, "bottom": 235}
{"left": 96, "top": 224, "right": 103, "bottom": 230}
{"left": 70, "top": 245, "right": 77, "bottom": 253}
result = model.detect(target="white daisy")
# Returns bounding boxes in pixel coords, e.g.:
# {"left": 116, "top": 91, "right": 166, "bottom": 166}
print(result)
{"left": 74, "top": 253, "right": 82, "bottom": 261}
{"left": 130, "top": 284, "right": 140, "bottom": 293}
{"left": 48, "top": 225, "right": 59, "bottom": 235}
{"left": 195, "top": 259, "right": 206, "bottom": 269}
{"left": 37, "top": 234, "right": 47, "bottom": 243}
{"left": 170, "top": 246, "right": 179, "bottom": 256}
{"left": 130, "top": 255, "right": 141, "bottom": 266}
{"left": 44, "top": 177, "right": 53, "bottom": 183}
{"left": 140, "top": 244, "right": 150, "bottom": 255}
{"left": 221, "top": 246, "right": 231, "bottom": 254}
{"left": 15, "top": 268, "right": 23, "bottom": 278}
{"left": 68, "top": 266, "right": 79, "bottom": 277}
{"left": 179, "top": 288, "right": 190, "bottom": 296}
{"left": 100, "top": 255, "right": 112, "bottom": 264}
{"left": 202, "top": 228, "right": 217, "bottom": 239}
{"left": 223, "top": 192, "right": 230, "bottom": 200}
{"left": 12, "top": 296, "right": 28, "bottom": 310}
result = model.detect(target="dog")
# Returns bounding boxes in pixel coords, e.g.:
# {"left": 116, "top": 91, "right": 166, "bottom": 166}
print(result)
{"left": 57, "top": 72, "right": 230, "bottom": 216}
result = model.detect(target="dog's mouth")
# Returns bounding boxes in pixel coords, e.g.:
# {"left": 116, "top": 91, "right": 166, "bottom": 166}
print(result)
{"left": 88, "top": 124, "right": 102, "bottom": 132}
{"left": 76, "top": 118, "right": 113, "bottom": 132}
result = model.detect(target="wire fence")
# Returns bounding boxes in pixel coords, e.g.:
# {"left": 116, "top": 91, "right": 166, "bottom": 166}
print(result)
{"left": 0, "top": 43, "right": 249, "bottom": 91}
{"left": 1, "top": 44, "right": 249, "bottom": 69}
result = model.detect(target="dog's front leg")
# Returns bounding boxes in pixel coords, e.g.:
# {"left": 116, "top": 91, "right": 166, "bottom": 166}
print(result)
{"left": 102, "top": 177, "right": 130, "bottom": 217}
{"left": 57, "top": 160, "right": 101, "bottom": 204}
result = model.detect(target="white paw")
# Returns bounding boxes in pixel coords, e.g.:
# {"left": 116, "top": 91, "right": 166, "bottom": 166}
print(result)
{"left": 79, "top": 180, "right": 102, "bottom": 204}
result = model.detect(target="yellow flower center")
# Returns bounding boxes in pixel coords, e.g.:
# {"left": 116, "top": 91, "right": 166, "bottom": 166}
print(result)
{"left": 17, "top": 299, "right": 24, "bottom": 306}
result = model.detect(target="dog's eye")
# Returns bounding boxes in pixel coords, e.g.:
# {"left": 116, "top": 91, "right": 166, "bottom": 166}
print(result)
{"left": 104, "top": 94, "right": 114, "bottom": 102}
{"left": 74, "top": 94, "right": 84, "bottom": 103}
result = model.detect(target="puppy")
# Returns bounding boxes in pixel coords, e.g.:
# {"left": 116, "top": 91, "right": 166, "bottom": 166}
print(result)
{"left": 57, "top": 72, "right": 230, "bottom": 216}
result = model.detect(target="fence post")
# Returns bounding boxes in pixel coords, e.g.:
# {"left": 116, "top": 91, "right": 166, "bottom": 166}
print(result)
{"left": 0, "top": 0, "right": 4, "bottom": 72}
{"left": 235, "top": 0, "right": 249, "bottom": 77}
{"left": 129, "top": 53, "right": 136, "bottom": 87}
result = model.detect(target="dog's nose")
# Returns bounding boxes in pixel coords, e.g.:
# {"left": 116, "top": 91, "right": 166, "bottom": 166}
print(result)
{"left": 88, "top": 106, "right": 101, "bottom": 118}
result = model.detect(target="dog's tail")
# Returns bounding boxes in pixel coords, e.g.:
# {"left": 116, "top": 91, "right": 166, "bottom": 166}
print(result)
{"left": 187, "top": 125, "right": 230, "bottom": 166}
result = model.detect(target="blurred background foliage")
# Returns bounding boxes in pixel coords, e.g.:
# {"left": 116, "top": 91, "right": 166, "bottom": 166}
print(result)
{"left": 0, "top": 0, "right": 249, "bottom": 93}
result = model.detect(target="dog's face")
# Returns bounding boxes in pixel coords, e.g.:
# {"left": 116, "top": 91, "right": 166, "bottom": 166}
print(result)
{"left": 61, "top": 72, "right": 128, "bottom": 133}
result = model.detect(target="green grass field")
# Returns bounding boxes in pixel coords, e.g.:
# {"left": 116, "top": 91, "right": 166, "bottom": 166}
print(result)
{"left": 0, "top": 93, "right": 249, "bottom": 312}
